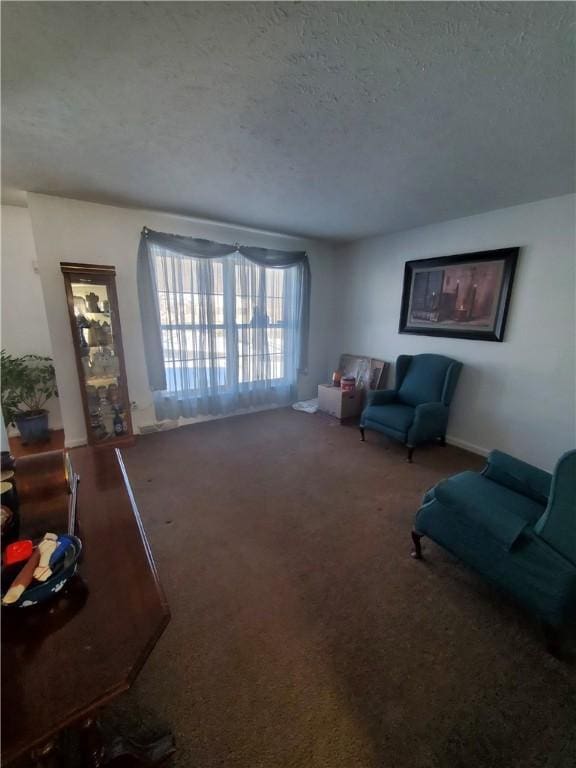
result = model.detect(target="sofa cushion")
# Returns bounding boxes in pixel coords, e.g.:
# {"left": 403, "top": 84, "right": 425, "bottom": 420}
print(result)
{"left": 398, "top": 354, "right": 452, "bottom": 407}
{"left": 363, "top": 403, "right": 414, "bottom": 435}
{"left": 432, "top": 471, "right": 545, "bottom": 549}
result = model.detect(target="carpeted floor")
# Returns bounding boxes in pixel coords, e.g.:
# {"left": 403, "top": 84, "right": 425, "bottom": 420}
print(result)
{"left": 109, "top": 408, "right": 576, "bottom": 768}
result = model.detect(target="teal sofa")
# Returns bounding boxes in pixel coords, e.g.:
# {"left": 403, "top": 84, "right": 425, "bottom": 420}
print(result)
{"left": 360, "top": 354, "right": 462, "bottom": 461}
{"left": 412, "top": 449, "right": 576, "bottom": 650}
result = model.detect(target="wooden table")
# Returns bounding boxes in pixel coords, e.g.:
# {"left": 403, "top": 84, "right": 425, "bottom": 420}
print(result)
{"left": 1, "top": 447, "right": 173, "bottom": 766}
{"left": 8, "top": 430, "right": 65, "bottom": 460}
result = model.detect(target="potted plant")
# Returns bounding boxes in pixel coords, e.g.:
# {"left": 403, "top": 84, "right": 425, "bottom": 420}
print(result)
{"left": 1, "top": 351, "right": 58, "bottom": 444}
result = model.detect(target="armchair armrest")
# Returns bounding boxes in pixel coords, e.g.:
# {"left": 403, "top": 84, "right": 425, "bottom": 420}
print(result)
{"left": 483, "top": 450, "right": 552, "bottom": 506}
{"left": 434, "top": 478, "right": 529, "bottom": 550}
{"left": 366, "top": 389, "right": 397, "bottom": 407}
{"left": 408, "top": 402, "right": 449, "bottom": 444}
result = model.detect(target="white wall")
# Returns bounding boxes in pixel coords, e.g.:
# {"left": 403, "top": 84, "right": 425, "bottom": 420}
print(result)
{"left": 1, "top": 205, "right": 62, "bottom": 429}
{"left": 27, "top": 194, "right": 339, "bottom": 447}
{"left": 334, "top": 195, "right": 576, "bottom": 470}
{"left": 20, "top": 192, "right": 574, "bottom": 467}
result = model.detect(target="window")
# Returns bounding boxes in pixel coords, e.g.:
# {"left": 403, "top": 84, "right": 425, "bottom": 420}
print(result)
{"left": 152, "top": 248, "right": 297, "bottom": 399}
{"left": 236, "top": 265, "right": 287, "bottom": 385}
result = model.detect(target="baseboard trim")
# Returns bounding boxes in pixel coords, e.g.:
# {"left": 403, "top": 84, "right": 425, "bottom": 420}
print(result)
{"left": 63, "top": 425, "right": 488, "bottom": 457}
{"left": 136, "top": 402, "right": 284, "bottom": 435}
{"left": 446, "top": 435, "right": 489, "bottom": 457}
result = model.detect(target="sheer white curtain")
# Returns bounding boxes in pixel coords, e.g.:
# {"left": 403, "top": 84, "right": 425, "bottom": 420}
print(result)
{"left": 150, "top": 244, "right": 301, "bottom": 419}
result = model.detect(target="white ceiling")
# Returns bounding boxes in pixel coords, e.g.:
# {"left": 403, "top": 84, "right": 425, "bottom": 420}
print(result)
{"left": 2, "top": 2, "right": 574, "bottom": 241}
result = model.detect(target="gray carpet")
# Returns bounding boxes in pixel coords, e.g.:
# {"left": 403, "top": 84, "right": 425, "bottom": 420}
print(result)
{"left": 109, "top": 408, "right": 576, "bottom": 768}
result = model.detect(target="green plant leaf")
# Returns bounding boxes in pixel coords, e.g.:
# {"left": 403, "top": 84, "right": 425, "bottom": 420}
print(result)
{"left": 1, "top": 349, "right": 58, "bottom": 424}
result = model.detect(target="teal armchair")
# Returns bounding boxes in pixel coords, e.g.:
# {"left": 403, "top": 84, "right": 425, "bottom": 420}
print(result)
{"left": 412, "top": 449, "right": 576, "bottom": 652}
{"left": 360, "top": 354, "right": 462, "bottom": 461}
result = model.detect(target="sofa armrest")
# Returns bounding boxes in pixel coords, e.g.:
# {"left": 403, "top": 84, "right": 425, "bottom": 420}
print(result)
{"left": 483, "top": 450, "right": 552, "bottom": 506}
{"left": 366, "top": 389, "right": 397, "bottom": 407}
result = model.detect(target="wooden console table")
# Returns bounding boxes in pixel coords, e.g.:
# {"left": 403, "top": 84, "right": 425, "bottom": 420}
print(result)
{"left": 1, "top": 447, "right": 173, "bottom": 766}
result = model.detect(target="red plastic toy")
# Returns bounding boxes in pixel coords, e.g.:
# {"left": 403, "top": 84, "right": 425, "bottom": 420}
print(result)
{"left": 4, "top": 539, "right": 34, "bottom": 566}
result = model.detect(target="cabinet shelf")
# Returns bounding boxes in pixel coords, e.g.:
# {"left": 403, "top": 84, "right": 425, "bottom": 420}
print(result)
{"left": 85, "top": 375, "right": 120, "bottom": 386}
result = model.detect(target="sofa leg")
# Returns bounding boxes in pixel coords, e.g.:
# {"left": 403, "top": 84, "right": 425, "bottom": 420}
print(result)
{"left": 542, "top": 623, "right": 562, "bottom": 658}
{"left": 439, "top": 436, "right": 446, "bottom": 446}
{"left": 359, "top": 427, "right": 365, "bottom": 442}
{"left": 406, "top": 446, "right": 414, "bottom": 463}
{"left": 411, "top": 530, "right": 423, "bottom": 559}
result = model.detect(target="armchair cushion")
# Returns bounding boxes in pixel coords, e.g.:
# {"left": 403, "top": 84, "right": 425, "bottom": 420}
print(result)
{"left": 398, "top": 354, "right": 454, "bottom": 407}
{"left": 483, "top": 450, "right": 552, "bottom": 506}
{"left": 362, "top": 403, "right": 414, "bottom": 436}
{"left": 430, "top": 471, "right": 545, "bottom": 550}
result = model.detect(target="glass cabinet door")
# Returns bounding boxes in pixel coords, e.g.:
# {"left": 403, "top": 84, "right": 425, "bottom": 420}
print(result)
{"left": 61, "top": 264, "right": 134, "bottom": 446}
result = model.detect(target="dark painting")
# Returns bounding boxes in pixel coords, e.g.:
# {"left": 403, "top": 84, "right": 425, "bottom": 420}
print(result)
{"left": 399, "top": 248, "right": 519, "bottom": 342}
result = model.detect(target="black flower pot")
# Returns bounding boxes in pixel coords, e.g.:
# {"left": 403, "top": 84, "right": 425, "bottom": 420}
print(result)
{"left": 14, "top": 410, "right": 49, "bottom": 444}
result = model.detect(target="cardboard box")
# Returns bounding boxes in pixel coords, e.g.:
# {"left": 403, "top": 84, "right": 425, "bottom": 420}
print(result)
{"left": 317, "top": 384, "right": 364, "bottom": 421}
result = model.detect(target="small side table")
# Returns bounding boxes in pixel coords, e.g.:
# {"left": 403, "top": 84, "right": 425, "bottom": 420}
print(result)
{"left": 317, "top": 384, "right": 364, "bottom": 422}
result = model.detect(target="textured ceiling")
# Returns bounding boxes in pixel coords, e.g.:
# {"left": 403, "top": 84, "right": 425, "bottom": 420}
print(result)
{"left": 2, "top": 2, "right": 574, "bottom": 240}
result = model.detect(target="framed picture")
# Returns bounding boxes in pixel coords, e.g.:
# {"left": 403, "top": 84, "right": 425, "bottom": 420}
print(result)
{"left": 338, "top": 354, "right": 371, "bottom": 388}
{"left": 368, "top": 358, "right": 389, "bottom": 390}
{"left": 399, "top": 247, "right": 519, "bottom": 342}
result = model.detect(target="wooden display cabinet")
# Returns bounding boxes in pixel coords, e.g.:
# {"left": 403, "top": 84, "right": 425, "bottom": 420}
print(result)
{"left": 61, "top": 263, "right": 134, "bottom": 447}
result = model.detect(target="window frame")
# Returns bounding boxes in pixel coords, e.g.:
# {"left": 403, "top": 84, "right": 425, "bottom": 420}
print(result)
{"left": 155, "top": 256, "right": 292, "bottom": 396}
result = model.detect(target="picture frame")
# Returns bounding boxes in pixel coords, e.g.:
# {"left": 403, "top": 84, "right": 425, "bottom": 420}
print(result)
{"left": 368, "top": 358, "right": 389, "bottom": 390}
{"left": 338, "top": 354, "right": 370, "bottom": 388}
{"left": 399, "top": 247, "right": 519, "bottom": 342}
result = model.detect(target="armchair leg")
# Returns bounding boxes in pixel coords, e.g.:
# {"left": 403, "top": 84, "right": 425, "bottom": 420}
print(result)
{"left": 439, "top": 436, "right": 446, "bottom": 446}
{"left": 411, "top": 530, "right": 423, "bottom": 559}
{"left": 359, "top": 427, "right": 365, "bottom": 442}
{"left": 406, "top": 446, "right": 414, "bottom": 463}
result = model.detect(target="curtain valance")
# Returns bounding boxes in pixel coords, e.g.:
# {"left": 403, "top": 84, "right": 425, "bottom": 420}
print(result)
{"left": 142, "top": 226, "right": 308, "bottom": 268}
{"left": 137, "top": 227, "right": 311, "bottom": 394}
